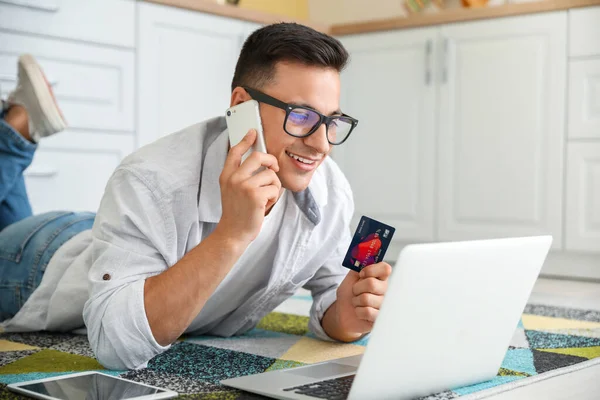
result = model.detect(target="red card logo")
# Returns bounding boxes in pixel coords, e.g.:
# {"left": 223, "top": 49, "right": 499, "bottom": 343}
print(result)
{"left": 351, "top": 233, "right": 382, "bottom": 266}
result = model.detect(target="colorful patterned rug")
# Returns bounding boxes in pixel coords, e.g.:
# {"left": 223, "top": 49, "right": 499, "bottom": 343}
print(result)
{"left": 1, "top": 299, "right": 600, "bottom": 399}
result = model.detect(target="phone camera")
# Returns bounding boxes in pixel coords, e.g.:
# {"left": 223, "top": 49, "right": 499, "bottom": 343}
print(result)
{"left": 226, "top": 110, "right": 231, "bottom": 116}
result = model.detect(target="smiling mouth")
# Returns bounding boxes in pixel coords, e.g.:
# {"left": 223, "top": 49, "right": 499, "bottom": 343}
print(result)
{"left": 286, "top": 151, "right": 319, "bottom": 165}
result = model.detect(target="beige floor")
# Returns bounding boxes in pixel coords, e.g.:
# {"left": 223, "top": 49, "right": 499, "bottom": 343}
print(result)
{"left": 477, "top": 277, "right": 600, "bottom": 400}
{"left": 528, "top": 278, "right": 600, "bottom": 311}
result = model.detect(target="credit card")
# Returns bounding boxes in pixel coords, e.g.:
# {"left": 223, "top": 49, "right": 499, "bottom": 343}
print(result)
{"left": 342, "top": 216, "right": 396, "bottom": 272}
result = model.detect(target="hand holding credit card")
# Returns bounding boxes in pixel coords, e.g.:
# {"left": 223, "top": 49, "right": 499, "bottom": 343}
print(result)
{"left": 343, "top": 216, "right": 395, "bottom": 272}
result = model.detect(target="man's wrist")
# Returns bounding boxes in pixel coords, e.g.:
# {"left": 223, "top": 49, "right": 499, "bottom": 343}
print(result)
{"left": 210, "top": 225, "right": 249, "bottom": 256}
{"left": 321, "top": 301, "right": 365, "bottom": 343}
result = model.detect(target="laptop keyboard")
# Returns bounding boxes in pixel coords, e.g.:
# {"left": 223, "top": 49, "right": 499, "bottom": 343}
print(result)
{"left": 283, "top": 374, "right": 355, "bottom": 399}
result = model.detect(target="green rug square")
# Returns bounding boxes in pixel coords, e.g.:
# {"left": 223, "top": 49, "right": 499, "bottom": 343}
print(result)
{"left": 0, "top": 349, "right": 104, "bottom": 374}
{"left": 256, "top": 313, "right": 309, "bottom": 336}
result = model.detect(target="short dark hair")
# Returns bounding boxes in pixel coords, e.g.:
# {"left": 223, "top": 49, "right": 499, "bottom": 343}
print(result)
{"left": 231, "top": 23, "right": 349, "bottom": 91}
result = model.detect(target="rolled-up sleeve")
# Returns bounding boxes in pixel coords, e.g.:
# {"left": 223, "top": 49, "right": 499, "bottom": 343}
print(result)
{"left": 304, "top": 237, "right": 350, "bottom": 341}
{"left": 83, "top": 168, "right": 174, "bottom": 370}
{"left": 304, "top": 189, "right": 354, "bottom": 341}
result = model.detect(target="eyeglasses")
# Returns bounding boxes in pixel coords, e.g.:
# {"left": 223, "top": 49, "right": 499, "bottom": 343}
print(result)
{"left": 243, "top": 87, "right": 358, "bottom": 146}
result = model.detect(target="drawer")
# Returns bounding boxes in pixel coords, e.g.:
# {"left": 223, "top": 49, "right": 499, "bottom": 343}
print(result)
{"left": 569, "top": 6, "right": 600, "bottom": 57}
{"left": 0, "top": 0, "right": 135, "bottom": 48}
{"left": 565, "top": 143, "right": 600, "bottom": 254}
{"left": 24, "top": 131, "right": 135, "bottom": 214}
{"left": 0, "top": 32, "right": 135, "bottom": 133}
{"left": 568, "top": 58, "right": 600, "bottom": 139}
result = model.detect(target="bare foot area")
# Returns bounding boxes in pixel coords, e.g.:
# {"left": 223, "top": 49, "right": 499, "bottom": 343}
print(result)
{"left": 4, "top": 105, "right": 33, "bottom": 142}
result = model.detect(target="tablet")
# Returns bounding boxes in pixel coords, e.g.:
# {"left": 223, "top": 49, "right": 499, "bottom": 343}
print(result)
{"left": 7, "top": 371, "right": 178, "bottom": 400}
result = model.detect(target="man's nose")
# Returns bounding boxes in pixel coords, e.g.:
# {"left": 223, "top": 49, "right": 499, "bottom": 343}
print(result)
{"left": 303, "top": 122, "right": 330, "bottom": 155}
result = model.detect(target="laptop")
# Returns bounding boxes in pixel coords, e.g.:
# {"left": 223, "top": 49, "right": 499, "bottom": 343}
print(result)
{"left": 221, "top": 235, "right": 553, "bottom": 400}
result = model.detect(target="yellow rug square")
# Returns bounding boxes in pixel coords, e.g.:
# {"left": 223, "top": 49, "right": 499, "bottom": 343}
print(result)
{"left": 0, "top": 340, "right": 38, "bottom": 352}
{"left": 522, "top": 314, "right": 600, "bottom": 331}
{"left": 280, "top": 337, "right": 365, "bottom": 364}
{"left": 538, "top": 346, "right": 600, "bottom": 360}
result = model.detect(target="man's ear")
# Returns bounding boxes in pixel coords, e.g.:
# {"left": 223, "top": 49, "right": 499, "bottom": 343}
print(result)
{"left": 230, "top": 86, "right": 251, "bottom": 107}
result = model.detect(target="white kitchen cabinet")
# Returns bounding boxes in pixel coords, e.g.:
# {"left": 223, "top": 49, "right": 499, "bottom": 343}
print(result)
{"left": 0, "top": 2, "right": 136, "bottom": 216}
{"left": 568, "top": 58, "right": 600, "bottom": 139}
{"left": 0, "top": 32, "right": 135, "bottom": 133}
{"left": 0, "top": 0, "right": 135, "bottom": 48}
{"left": 569, "top": 6, "right": 600, "bottom": 58}
{"left": 25, "top": 132, "right": 135, "bottom": 214}
{"left": 565, "top": 143, "right": 600, "bottom": 254}
{"left": 137, "top": 2, "right": 258, "bottom": 147}
{"left": 437, "top": 12, "right": 566, "bottom": 248}
{"left": 338, "top": 28, "right": 438, "bottom": 241}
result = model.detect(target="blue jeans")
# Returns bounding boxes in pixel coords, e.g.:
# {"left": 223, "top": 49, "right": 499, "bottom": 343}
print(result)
{"left": 0, "top": 109, "right": 95, "bottom": 321}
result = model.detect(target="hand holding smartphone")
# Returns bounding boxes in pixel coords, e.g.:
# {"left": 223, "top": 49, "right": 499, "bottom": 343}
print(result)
{"left": 219, "top": 100, "right": 281, "bottom": 244}
{"left": 225, "top": 100, "right": 267, "bottom": 163}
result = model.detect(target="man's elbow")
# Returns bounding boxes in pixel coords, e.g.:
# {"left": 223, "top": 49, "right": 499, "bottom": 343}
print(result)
{"left": 89, "top": 326, "right": 148, "bottom": 370}
{"left": 88, "top": 328, "right": 139, "bottom": 370}
{"left": 84, "top": 280, "right": 172, "bottom": 371}
{"left": 95, "top": 348, "right": 130, "bottom": 371}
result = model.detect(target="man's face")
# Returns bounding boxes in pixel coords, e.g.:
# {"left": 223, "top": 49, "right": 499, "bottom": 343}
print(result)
{"left": 232, "top": 61, "right": 341, "bottom": 193}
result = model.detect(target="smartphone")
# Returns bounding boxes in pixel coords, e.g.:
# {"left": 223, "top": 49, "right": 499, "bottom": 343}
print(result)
{"left": 225, "top": 99, "right": 267, "bottom": 163}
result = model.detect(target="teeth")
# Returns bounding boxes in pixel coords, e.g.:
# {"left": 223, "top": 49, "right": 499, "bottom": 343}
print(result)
{"left": 287, "top": 151, "right": 315, "bottom": 165}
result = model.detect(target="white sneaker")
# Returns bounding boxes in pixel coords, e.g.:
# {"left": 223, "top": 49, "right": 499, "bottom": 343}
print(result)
{"left": 6, "top": 54, "right": 67, "bottom": 142}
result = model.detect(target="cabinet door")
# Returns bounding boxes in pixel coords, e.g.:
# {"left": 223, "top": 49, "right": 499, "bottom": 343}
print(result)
{"left": 137, "top": 2, "right": 252, "bottom": 147}
{"left": 0, "top": 32, "right": 135, "bottom": 133}
{"left": 566, "top": 143, "right": 600, "bottom": 253}
{"left": 438, "top": 12, "right": 566, "bottom": 248}
{"left": 24, "top": 132, "right": 134, "bottom": 214}
{"left": 568, "top": 58, "right": 600, "bottom": 139}
{"left": 337, "top": 28, "right": 437, "bottom": 241}
{"left": 569, "top": 6, "right": 600, "bottom": 58}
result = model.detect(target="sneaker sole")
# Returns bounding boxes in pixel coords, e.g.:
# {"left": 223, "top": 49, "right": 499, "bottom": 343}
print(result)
{"left": 19, "top": 54, "right": 67, "bottom": 133}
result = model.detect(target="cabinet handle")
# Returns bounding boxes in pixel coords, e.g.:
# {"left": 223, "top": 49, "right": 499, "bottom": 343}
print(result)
{"left": 425, "top": 39, "right": 432, "bottom": 85}
{"left": 24, "top": 168, "right": 58, "bottom": 178}
{"left": 0, "top": 0, "right": 59, "bottom": 11}
{"left": 0, "top": 74, "right": 58, "bottom": 87}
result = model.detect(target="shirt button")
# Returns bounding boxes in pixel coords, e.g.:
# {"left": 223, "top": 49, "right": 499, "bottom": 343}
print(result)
{"left": 102, "top": 274, "right": 111, "bottom": 281}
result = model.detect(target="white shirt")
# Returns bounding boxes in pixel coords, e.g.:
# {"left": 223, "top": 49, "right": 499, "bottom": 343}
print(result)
{"left": 190, "top": 190, "right": 286, "bottom": 332}
{"left": 1, "top": 117, "right": 354, "bottom": 371}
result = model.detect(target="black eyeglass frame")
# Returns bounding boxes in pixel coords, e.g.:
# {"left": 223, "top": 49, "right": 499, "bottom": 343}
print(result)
{"left": 243, "top": 87, "right": 358, "bottom": 146}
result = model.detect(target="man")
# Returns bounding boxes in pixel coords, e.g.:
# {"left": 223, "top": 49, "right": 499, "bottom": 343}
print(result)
{"left": 0, "top": 23, "right": 391, "bottom": 370}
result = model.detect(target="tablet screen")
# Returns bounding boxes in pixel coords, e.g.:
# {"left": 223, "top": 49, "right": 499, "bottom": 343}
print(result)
{"left": 17, "top": 372, "right": 168, "bottom": 400}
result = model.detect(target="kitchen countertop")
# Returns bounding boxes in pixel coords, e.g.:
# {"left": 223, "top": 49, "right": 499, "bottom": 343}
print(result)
{"left": 330, "top": 0, "right": 600, "bottom": 35}
{"left": 146, "top": 0, "right": 600, "bottom": 35}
